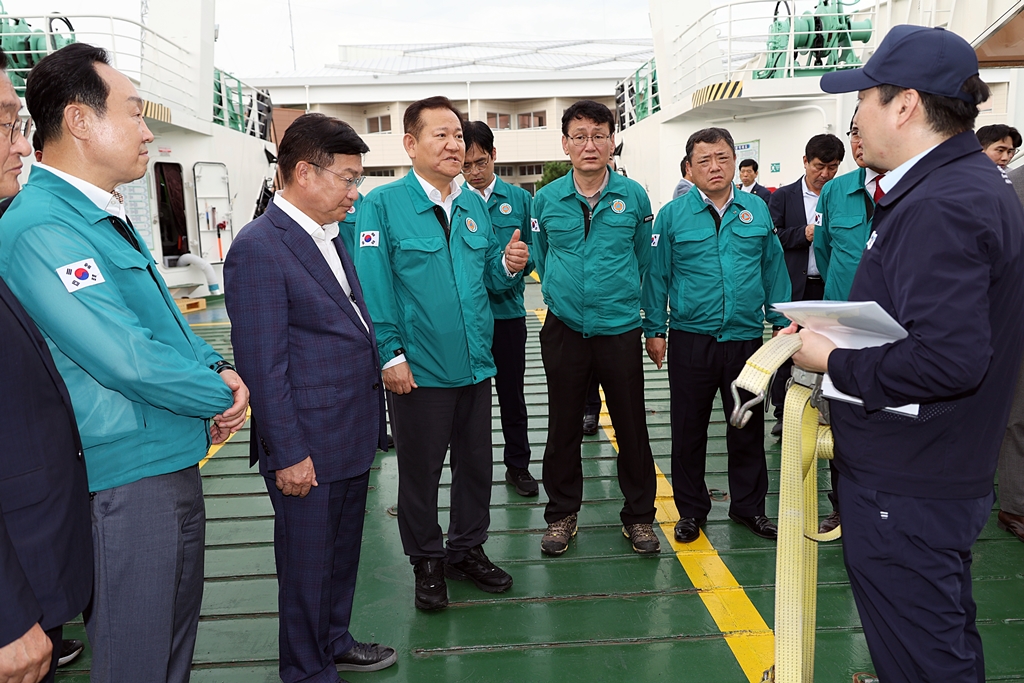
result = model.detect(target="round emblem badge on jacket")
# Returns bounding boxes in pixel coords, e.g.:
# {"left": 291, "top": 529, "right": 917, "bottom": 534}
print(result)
{"left": 466, "top": 217, "right": 478, "bottom": 232}
{"left": 499, "top": 203, "right": 512, "bottom": 214}
{"left": 611, "top": 199, "right": 626, "bottom": 213}
{"left": 739, "top": 210, "right": 753, "bottom": 224}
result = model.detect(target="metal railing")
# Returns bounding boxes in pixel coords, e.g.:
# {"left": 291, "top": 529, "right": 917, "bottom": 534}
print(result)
{"left": 1, "top": 11, "right": 272, "bottom": 139}
{"left": 616, "top": 58, "right": 661, "bottom": 132}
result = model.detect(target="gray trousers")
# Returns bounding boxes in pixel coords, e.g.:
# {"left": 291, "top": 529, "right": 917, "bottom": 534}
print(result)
{"left": 86, "top": 465, "right": 205, "bottom": 683}
{"left": 999, "top": 357, "right": 1024, "bottom": 516}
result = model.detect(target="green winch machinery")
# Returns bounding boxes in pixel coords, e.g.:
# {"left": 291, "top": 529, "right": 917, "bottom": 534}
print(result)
{"left": 0, "top": 1, "right": 76, "bottom": 94}
{"left": 755, "top": 0, "right": 871, "bottom": 79}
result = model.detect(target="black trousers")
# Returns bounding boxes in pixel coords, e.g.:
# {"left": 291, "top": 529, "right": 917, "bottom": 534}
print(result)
{"left": 839, "top": 474, "right": 991, "bottom": 682}
{"left": 492, "top": 317, "right": 531, "bottom": 469}
{"left": 584, "top": 374, "right": 601, "bottom": 417}
{"left": 392, "top": 381, "right": 493, "bottom": 564}
{"left": 539, "top": 314, "right": 656, "bottom": 525}
{"left": 668, "top": 331, "right": 768, "bottom": 519}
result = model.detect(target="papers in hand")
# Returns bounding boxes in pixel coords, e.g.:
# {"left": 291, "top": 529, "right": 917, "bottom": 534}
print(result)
{"left": 771, "top": 301, "right": 919, "bottom": 417}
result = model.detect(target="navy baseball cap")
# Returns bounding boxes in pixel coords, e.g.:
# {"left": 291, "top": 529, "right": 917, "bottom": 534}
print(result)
{"left": 820, "top": 25, "right": 980, "bottom": 104}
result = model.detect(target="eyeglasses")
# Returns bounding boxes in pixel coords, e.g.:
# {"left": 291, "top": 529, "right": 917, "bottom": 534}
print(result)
{"left": 566, "top": 134, "right": 611, "bottom": 147}
{"left": 846, "top": 129, "right": 861, "bottom": 139}
{"left": 309, "top": 163, "right": 364, "bottom": 189}
{"left": 463, "top": 158, "right": 491, "bottom": 172}
{"left": 0, "top": 117, "right": 32, "bottom": 144}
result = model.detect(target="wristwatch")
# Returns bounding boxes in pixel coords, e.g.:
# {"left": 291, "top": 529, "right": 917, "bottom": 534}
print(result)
{"left": 211, "top": 360, "right": 235, "bottom": 374}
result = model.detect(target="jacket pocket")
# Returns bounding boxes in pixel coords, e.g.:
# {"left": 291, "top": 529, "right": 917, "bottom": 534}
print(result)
{"left": 293, "top": 385, "right": 338, "bottom": 409}
{"left": 0, "top": 467, "right": 48, "bottom": 513}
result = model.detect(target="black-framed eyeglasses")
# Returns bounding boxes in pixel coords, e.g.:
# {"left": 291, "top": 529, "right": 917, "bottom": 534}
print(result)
{"left": 566, "top": 134, "right": 611, "bottom": 147}
{"left": 846, "top": 128, "right": 861, "bottom": 139}
{"left": 0, "top": 117, "right": 32, "bottom": 145}
{"left": 309, "top": 163, "right": 364, "bottom": 189}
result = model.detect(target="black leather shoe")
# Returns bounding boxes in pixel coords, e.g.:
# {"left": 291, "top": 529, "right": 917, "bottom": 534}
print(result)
{"left": 387, "top": 432, "right": 395, "bottom": 448}
{"left": 673, "top": 517, "right": 706, "bottom": 543}
{"left": 445, "top": 545, "right": 513, "bottom": 593}
{"left": 818, "top": 509, "right": 841, "bottom": 534}
{"left": 771, "top": 420, "right": 784, "bottom": 438}
{"left": 413, "top": 558, "right": 448, "bottom": 610}
{"left": 335, "top": 641, "right": 398, "bottom": 672}
{"left": 729, "top": 513, "right": 778, "bottom": 540}
{"left": 582, "top": 413, "right": 599, "bottom": 436}
{"left": 58, "top": 639, "right": 84, "bottom": 667}
{"left": 998, "top": 510, "right": 1024, "bottom": 543}
{"left": 505, "top": 466, "right": 539, "bottom": 497}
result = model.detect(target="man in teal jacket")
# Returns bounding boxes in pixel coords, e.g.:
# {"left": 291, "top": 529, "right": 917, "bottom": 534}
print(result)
{"left": 532, "top": 99, "right": 660, "bottom": 557}
{"left": 811, "top": 114, "right": 887, "bottom": 535}
{"left": 813, "top": 117, "right": 886, "bottom": 302}
{"left": 353, "top": 96, "right": 528, "bottom": 611}
{"left": 461, "top": 120, "right": 538, "bottom": 497}
{"left": 642, "top": 127, "right": 790, "bottom": 544}
{"left": 0, "top": 44, "right": 248, "bottom": 683}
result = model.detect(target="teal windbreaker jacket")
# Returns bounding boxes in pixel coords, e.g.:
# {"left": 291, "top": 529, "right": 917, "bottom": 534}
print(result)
{"left": 813, "top": 167, "right": 874, "bottom": 301}
{"left": 0, "top": 167, "right": 233, "bottom": 492}
{"left": 463, "top": 176, "right": 533, "bottom": 320}
{"left": 641, "top": 188, "right": 791, "bottom": 341}
{"left": 353, "top": 172, "right": 520, "bottom": 388}
{"left": 532, "top": 168, "right": 653, "bottom": 337}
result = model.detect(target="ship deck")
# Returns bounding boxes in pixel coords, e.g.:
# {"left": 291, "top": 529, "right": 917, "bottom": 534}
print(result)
{"left": 56, "top": 281, "right": 1024, "bottom": 682}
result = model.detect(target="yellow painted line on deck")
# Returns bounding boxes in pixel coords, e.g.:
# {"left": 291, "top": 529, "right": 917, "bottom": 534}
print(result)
{"left": 529, "top": 271, "right": 540, "bottom": 283}
{"left": 532, "top": 308, "right": 774, "bottom": 682}
{"left": 198, "top": 408, "right": 250, "bottom": 469}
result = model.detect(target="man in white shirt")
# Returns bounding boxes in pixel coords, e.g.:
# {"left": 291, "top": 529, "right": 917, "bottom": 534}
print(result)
{"left": 225, "top": 113, "right": 397, "bottom": 683}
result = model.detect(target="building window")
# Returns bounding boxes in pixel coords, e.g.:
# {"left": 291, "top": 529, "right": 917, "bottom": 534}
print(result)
{"left": 518, "top": 164, "right": 543, "bottom": 176}
{"left": 517, "top": 111, "right": 546, "bottom": 129}
{"left": 487, "top": 112, "right": 511, "bottom": 130}
{"left": 495, "top": 165, "right": 514, "bottom": 177}
{"left": 365, "top": 168, "right": 396, "bottom": 177}
{"left": 367, "top": 115, "right": 391, "bottom": 134}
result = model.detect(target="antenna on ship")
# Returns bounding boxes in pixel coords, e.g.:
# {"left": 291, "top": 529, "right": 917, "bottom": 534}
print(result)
{"left": 286, "top": 0, "right": 297, "bottom": 70}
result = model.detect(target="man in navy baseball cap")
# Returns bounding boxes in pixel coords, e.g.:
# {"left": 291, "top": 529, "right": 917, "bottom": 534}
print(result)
{"left": 781, "top": 24, "right": 1024, "bottom": 683}
{"left": 821, "top": 24, "right": 982, "bottom": 102}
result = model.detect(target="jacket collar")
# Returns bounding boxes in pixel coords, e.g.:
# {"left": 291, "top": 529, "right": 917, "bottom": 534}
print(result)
{"left": 839, "top": 166, "right": 869, "bottom": 196}
{"left": 24, "top": 166, "right": 116, "bottom": 227}
{"left": 877, "top": 131, "right": 981, "bottom": 208}
{"left": 556, "top": 166, "right": 626, "bottom": 201}
{"left": 684, "top": 184, "right": 758, "bottom": 215}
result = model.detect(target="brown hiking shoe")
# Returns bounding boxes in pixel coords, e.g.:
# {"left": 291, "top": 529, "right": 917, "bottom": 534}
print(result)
{"left": 540, "top": 513, "right": 578, "bottom": 556}
{"left": 819, "top": 510, "right": 841, "bottom": 534}
{"left": 623, "top": 523, "right": 661, "bottom": 554}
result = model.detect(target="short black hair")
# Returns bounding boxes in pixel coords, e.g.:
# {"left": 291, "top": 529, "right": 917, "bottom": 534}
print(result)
{"left": 739, "top": 158, "right": 759, "bottom": 173}
{"left": 805, "top": 134, "right": 845, "bottom": 164}
{"left": 685, "top": 127, "right": 735, "bottom": 160}
{"left": 462, "top": 120, "right": 494, "bottom": 155}
{"left": 679, "top": 156, "right": 688, "bottom": 175}
{"left": 561, "top": 100, "right": 615, "bottom": 136}
{"left": 32, "top": 129, "right": 43, "bottom": 152}
{"left": 404, "top": 96, "right": 463, "bottom": 139}
{"left": 877, "top": 76, "right": 990, "bottom": 137}
{"left": 25, "top": 43, "right": 111, "bottom": 149}
{"left": 277, "top": 113, "right": 369, "bottom": 185}
{"left": 976, "top": 123, "right": 1022, "bottom": 149}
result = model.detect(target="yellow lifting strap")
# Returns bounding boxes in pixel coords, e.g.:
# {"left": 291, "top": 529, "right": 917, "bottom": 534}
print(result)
{"left": 728, "top": 334, "right": 840, "bottom": 683}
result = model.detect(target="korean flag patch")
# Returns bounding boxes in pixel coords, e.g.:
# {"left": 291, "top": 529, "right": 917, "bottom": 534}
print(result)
{"left": 360, "top": 231, "right": 379, "bottom": 247}
{"left": 531, "top": 218, "right": 541, "bottom": 233}
{"left": 813, "top": 211, "right": 822, "bottom": 226}
{"left": 57, "top": 258, "right": 105, "bottom": 293}
{"left": 651, "top": 234, "right": 661, "bottom": 247}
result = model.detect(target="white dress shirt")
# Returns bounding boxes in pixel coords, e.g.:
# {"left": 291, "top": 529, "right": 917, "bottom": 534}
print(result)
{"left": 802, "top": 176, "right": 820, "bottom": 277}
{"left": 696, "top": 186, "right": 736, "bottom": 217}
{"left": 273, "top": 193, "right": 369, "bottom": 333}
{"left": 864, "top": 167, "right": 883, "bottom": 197}
{"left": 413, "top": 171, "right": 462, "bottom": 221}
{"left": 35, "top": 163, "right": 127, "bottom": 221}
{"left": 468, "top": 175, "right": 497, "bottom": 202}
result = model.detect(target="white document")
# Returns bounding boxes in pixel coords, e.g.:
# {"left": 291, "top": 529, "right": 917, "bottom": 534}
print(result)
{"left": 771, "top": 301, "right": 919, "bottom": 417}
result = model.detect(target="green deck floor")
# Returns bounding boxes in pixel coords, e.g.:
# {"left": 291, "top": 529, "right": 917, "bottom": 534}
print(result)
{"left": 56, "top": 281, "right": 1024, "bottom": 682}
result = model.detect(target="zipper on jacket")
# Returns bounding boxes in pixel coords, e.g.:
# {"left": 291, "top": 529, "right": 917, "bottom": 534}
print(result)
{"left": 579, "top": 200, "right": 592, "bottom": 239}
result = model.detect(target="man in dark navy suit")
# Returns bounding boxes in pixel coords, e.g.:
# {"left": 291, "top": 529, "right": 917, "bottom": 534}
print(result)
{"left": 790, "top": 25, "right": 1024, "bottom": 682}
{"left": 0, "top": 50, "right": 92, "bottom": 683}
{"left": 225, "top": 114, "right": 395, "bottom": 683}
{"left": 736, "top": 158, "right": 771, "bottom": 203}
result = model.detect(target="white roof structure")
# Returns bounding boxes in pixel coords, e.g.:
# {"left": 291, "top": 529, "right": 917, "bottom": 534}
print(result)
{"left": 249, "top": 39, "right": 653, "bottom": 83}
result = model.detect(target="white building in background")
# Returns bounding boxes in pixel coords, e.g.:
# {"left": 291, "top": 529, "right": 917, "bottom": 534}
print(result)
{"left": 248, "top": 40, "right": 652, "bottom": 193}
